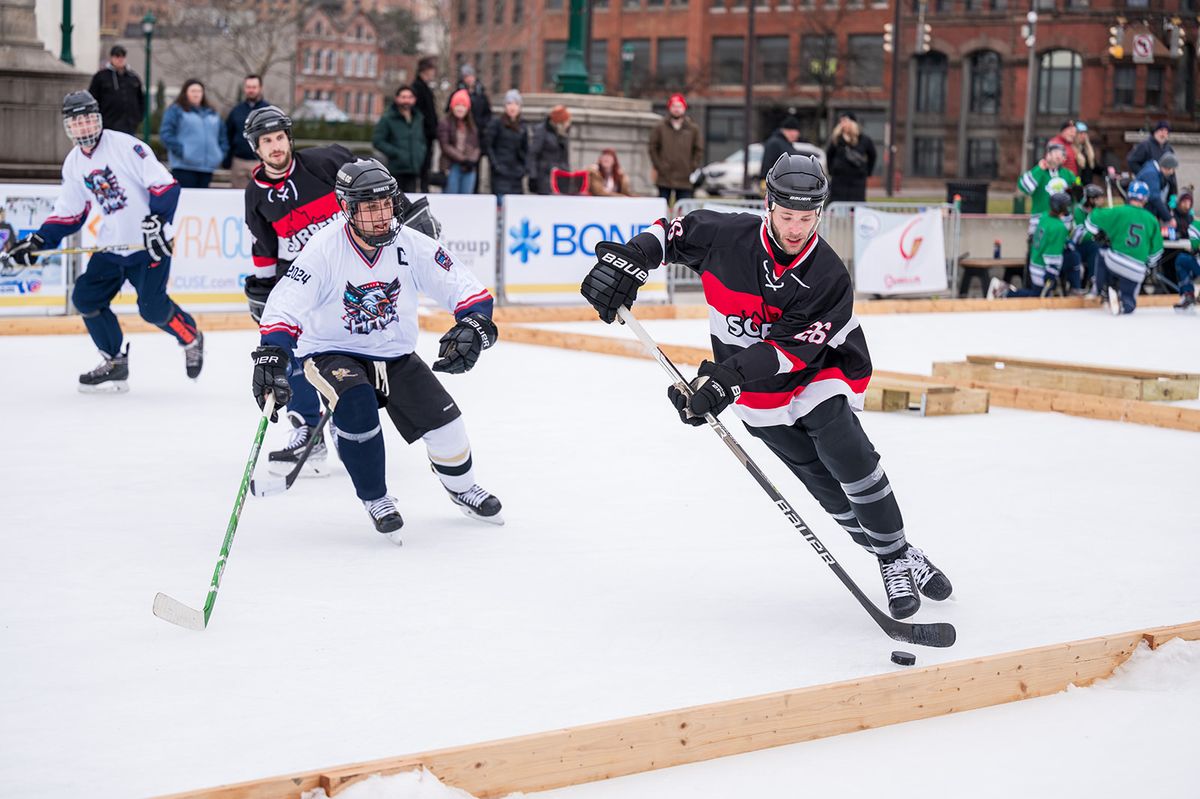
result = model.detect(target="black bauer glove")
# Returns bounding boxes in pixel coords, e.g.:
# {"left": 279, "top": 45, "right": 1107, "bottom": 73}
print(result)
{"left": 141, "top": 214, "right": 173, "bottom": 262}
{"left": 667, "top": 360, "right": 742, "bottom": 425}
{"left": 244, "top": 275, "right": 278, "bottom": 324}
{"left": 432, "top": 312, "right": 497, "bottom": 374}
{"left": 7, "top": 232, "right": 46, "bottom": 267}
{"left": 581, "top": 241, "right": 649, "bottom": 324}
{"left": 251, "top": 345, "right": 292, "bottom": 421}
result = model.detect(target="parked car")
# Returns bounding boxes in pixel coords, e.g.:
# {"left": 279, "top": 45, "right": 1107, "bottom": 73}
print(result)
{"left": 291, "top": 99, "right": 350, "bottom": 123}
{"left": 691, "top": 142, "right": 827, "bottom": 196}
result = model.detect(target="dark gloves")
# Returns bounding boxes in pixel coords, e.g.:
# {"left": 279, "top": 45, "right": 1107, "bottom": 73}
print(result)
{"left": 667, "top": 360, "right": 743, "bottom": 425}
{"left": 251, "top": 345, "right": 291, "bottom": 421}
{"left": 7, "top": 233, "right": 46, "bottom": 267}
{"left": 580, "top": 241, "right": 649, "bottom": 324}
{"left": 244, "top": 275, "right": 278, "bottom": 324}
{"left": 141, "top": 214, "right": 173, "bottom": 262}
{"left": 432, "top": 312, "right": 497, "bottom": 374}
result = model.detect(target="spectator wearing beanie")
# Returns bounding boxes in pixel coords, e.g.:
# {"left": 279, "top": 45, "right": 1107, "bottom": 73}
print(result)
{"left": 448, "top": 64, "right": 493, "bottom": 132}
{"left": 1048, "top": 120, "right": 1079, "bottom": 177}
{"left": 1135, "top": 150, "right": 1179, "bottom": 223}
{"left": 438, "top": 89, "right": 482, "bottom": 194}
{"left": 1128, "top": 120, "right": 1173, "bottom": 175}
{"left": 648, "top": 93, "right": 703, "bottom": 205}
{"left": 88, "top": 44, "right": 144, "bottom": 135}
{"left": 760, "top": 115, "right": 802, "bottom": 182}
{"left": 484, "top": 89, "right": 529, "bottom": 197}
{"left": 587, "top": 148, "right": 634, "bottom": 196}
{"left": 530, "top": 105, "right": 571, "bottom": 195}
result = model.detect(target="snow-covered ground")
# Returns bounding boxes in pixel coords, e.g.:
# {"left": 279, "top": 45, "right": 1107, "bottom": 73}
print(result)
{"left": 0, "top": 307, "right": 1197, "bottom": 798}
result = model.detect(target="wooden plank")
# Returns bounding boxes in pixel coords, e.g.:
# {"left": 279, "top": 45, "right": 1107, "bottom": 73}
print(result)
{"left": 920, "top": 385, "right": 990, "bottom": 416}
{"left": 932, "top": 361, "right": 1193, "bottom": 402}
{"left": 966, "top": 354, "right": 1200, "bottom": 383}
{"left": 1142, "top": 620, "right": 1200, "bottom": 649}
{"left": 864, "top": 386, "right": 910, "bottom": 412}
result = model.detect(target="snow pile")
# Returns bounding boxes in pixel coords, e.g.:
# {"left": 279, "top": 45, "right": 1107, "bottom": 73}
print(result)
{"left": 1092, "top": 637, "right": 1200, "bottom": 692}
{"left": 301, "top": 768, "right": 489, "bottom": 799}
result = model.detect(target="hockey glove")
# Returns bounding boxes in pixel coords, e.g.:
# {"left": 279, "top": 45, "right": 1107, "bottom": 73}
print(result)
{"left": 432, "top": 313, "right": 498, "bottom": 374}
{"left": 7, "top": 233, "right": 46, "bottom": 267}
{"left": 251, "top": 345, "right": 292, "bottom": 421}
{"left": 141, "top": 214, "right": 173, "bottom": 262}
{"left": 581, "top": 241, "right": 649, "bottom": 324}
{"left": 667, "top": 360, "right": 742, "bottom": 425}
{"left": 244, "top": 275, "right": 278, "bottom": 324}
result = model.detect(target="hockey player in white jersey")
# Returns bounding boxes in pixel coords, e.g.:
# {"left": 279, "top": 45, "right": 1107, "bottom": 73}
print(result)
{"left": 252, "top": 159, "right": 502, "bottom": 541}
{"left": 7, "top": 91, "right": 203, "bottom": 391}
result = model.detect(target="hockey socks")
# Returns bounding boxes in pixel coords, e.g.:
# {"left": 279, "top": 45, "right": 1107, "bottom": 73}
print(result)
{"left": 159, "top": 307, "right": 199, "bottom": 346}
{"left": 333, "top": 384, "right": 387, "bottom": 501}
{"left": 423, "top": 417, "right": 475, "bottom": 493}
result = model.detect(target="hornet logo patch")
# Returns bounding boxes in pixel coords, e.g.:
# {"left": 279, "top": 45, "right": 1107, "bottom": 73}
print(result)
{"left": 342, "top": 278, "right": 401, "bottom": 335}
{"left": 83, "top": 167, "right": 127, "bottom": 214}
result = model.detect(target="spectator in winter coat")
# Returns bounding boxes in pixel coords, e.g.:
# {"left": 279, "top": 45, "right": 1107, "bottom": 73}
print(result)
{"left": 1073, "top": 123, "right": 1097, "bottom": 186}
{"left": 412, "top": 57, "right": 440, "bottom": 192}
{"left": 648, "top": 93, "right": 703, "bottom": 204}
{"left": 483, "top": 89, "right": 529, "bottom": 197}
{"left": 438, "top": 89, "right": 482, "bottom": 194}
{"left": 1128, "top": 120, "right": 1174, "bottom": 175}
{"left": 447, "top": 64, "right": 493, "bottom": 134}
{"left": 1047, "top": 120, "right": 1080, "bottom": 177}
{"left": 223, "top": 74, "right": 269, "bottom": 189}
{"left": 530, "top": 106, "right": 571, "bottom": 195}
{"left": 759, "top": 116, "right": 802, "bottom": 181}
{"left": 587, "top": 148, "right": 635, "bottom": 196}
{"left": 87, "top": 45, "right": 144, "bottom": 135}
{"left": 373, "top": 86, "right": 428, "bottom": 193}
{"left": 825, "top": 113, "right": 876, "bottom": 203}
{"left": 159, "top": 79, "right": 228, "bottom": 189}
{"left": 1135, "top": 151, "right": 1178, "bottom": 225}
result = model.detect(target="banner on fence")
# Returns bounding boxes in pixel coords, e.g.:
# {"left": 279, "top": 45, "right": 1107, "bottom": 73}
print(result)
{"left": 501, "top": 195, "right": 668, "bottom": 304}
{"left": 0, "top": 185, "right": 71, "bottom": 315}
{"left": 852, "top": 208, "right": 947, "bottom": 295}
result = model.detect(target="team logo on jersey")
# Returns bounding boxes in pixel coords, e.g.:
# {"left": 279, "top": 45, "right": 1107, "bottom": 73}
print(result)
{"left": 342, "top": 278, "right": 401, "bottom": 335}
{"left": 726, "top": 311, "right": 775, "bottom": 340}
{"left": 83, "top": 167, "right": 127, "bottom": 214}
{"left": 133, "top": 143, "right": 148, "bottom": 159}
{"left": 434, "top": 247, "right": 453, "bottom": 271}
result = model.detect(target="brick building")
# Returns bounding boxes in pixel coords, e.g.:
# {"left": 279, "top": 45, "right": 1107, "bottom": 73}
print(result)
{"left": 294, "top": 8, "right": 385, "bottom": 122}
{"left": 451, "top": 0, "right": 1200, "bottom": 186}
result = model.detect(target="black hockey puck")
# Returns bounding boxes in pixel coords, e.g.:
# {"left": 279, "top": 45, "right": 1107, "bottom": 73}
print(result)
{"left": 890, "top": 650, "right": 917, "bottom": 666}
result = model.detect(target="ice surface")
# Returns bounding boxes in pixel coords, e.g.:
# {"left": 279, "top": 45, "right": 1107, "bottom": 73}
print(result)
{"left": 0, "top": 308, "right": 1197, "bottom": 798}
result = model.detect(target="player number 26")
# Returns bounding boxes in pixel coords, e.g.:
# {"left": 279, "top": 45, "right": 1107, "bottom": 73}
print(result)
{"left": 795, "top": 321, "right": 832, "bottom": 344}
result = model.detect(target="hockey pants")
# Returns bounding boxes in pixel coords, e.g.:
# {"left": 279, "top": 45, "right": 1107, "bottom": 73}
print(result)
{"left": 72, "top": 251, "right": 198, "bottom": 356}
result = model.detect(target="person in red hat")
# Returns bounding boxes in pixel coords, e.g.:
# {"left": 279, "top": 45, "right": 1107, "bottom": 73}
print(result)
{"left": 438, "top": 89, "right": 481, "bottom": 193}
{"left": 648, "top": 92, "right": 703, "bottom": 206}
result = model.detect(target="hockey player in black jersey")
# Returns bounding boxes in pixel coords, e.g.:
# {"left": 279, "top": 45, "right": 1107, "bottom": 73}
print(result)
{"left": 581, "top": 153, "right": 953, "bottom": 619}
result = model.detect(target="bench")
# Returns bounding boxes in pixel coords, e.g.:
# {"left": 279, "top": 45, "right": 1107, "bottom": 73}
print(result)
{"left": 958, "top": 257, "right": 1026, "bottom": 297}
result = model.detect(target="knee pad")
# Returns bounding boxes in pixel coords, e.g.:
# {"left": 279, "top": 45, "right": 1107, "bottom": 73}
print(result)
{"left": 332, "top": 384, "right": 381, "bottom": 440}
{"left": 137, "top": 297, "right": 173, "bottom": 326}
{"left": 78, "top": 308, "right": 101, "bottom": 319}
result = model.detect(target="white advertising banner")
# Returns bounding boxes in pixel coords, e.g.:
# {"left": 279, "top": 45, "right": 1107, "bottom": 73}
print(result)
{"left": 411, "top": 193, "right": 497, "bottom": 292}
{"left": 501, "top": 195, "right": 669, "bottom": 304}
{"left": 852, "top": 208, "right": 948, "bottom": 295}
{"left": 0, "top": 184, "right": 72, "bottom": 315}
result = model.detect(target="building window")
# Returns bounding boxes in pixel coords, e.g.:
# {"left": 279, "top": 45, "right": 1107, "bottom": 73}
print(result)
{"left": 1036, "top": 50, "right": 1081, "bottom": 114}
{"left": 546, "top": 0, "right": 563, "bottom": 8}
{"left": 494, "top": 0, "right": 505, "bottom": 24}
{"left": 914, "top": 52, "right": 947, "bottom": 113}
{"left": 966, "top": 139, "right": 998, "bottom": 179}
{"left": 968, "top": 50, "right": 1001, "bottom": 114}
{"left": 848, "top": 35, "right": 884, "bottom": 87}
{"left": 657, "top": 38, "right": 688, "bottom": 87}
{"left": 800, "top": 34, "right": 835, "bottom": 85}
{"left": 1175, "top": 44, "right": 1195, "bottom": 112}
{"left": 514, "top": 0, "right": 523, "bottom": 22}
{"left": 594, "top": 0, "right": 609, "bottom": 7}
{"left": 476, "top": 0, "right": 485, "bottom": 23}
{"left": 1034, "top": 0, "right": 1054, "bottom": 8}
{"left": 755, "top": 35, "right": 789, "bottom": 84}
{"left": 912, "top": 136, "right": 943, "bottom": 177}
{"left": 492, "top": 52, "right": 503, "bottom": 94}
{"left": 543, "top": 40, "right": 565, "bottom": 89}
{"left": 1125, "top": 0, "right": 1148, "bottom": 6}
{"left": 456, "top": 0, "right": 466, "bottom": 25}
{"left": 705, "top": 105, "right": 745, "bottom": 162}
{"left": 712, "top": 36, "right": 745, "bottom": 84}
{"left": 590, "top": 39, "right": 608, "bottom": 86}
{"left": 624, "top": 0, "right": 641, "bottom": 8}
{"left": 1113, "top": 66, "right": 1135, "bottom": 107}
{"left": 990, "top": 0, "right": 1006, "bottom": 8}
{"left": 648, "top": 0, "right": 664, "bottom": 7}
{"left": 1146, "top": 65, "right": 1164, "bottom": 108}
{"left": 511, "top": 50, "right": 523, "bottom": 91}
{"left": 620, "top": 38, "right": 651, "bottom": 90}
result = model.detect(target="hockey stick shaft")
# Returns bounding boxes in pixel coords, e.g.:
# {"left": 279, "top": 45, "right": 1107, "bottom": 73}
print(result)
{"left": 616, "top": 307, "right": 955, "bottom": 648}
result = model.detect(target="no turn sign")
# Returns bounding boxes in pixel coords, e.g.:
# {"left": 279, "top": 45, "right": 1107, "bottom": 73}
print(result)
{"left": 1133, "top": 33, "right": 1155, "bottom": 63}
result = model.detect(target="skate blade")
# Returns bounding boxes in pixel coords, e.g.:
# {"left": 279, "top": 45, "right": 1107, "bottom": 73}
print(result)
{"left": 78, "top": 380, "right": 129, "bottom": 394}
{"left": 456, "top": 505, "right": 505, "bottom": 526}
{"left": 384, "top": 530, "right": 405, "bottom": 546}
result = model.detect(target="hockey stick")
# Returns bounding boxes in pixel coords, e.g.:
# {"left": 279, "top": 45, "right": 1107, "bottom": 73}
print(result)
{"left": 0, "top": 244, "right": 151, "bottom": 276}
{"left": 249, "top": 408, "right": 332, "bottom": 497}
{"left": 153, "top": 395, "right": 276, "bottom": 630}
{"left": 616, "top": 307, "right": 956, "bottom": 649}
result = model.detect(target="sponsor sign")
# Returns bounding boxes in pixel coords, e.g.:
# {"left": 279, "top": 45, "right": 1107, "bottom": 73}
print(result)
{"left": 0, "top": 185, "right": 71, "bottom": 315}
{"left": 852, "top": 208, "right": 948, "bottom": 295}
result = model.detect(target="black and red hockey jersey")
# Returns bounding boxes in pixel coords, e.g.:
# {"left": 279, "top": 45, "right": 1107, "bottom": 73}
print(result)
{"left": 244, "top": 144, "right": 355, "bottom": 279}
{"left": 630, "top": 210, "right": 872, "bottom": 428}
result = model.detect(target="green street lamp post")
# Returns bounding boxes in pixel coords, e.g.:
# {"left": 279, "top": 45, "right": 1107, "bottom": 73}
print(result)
{"left": 142, "top": 11, "right": 156, "bottom": 143}
{"left": 554, "top": 0, "right": 590, "bottom": 94}
{"left": 621, "top": 42, "right": 634, "bottom": 96}
{"left": 60, "top": 0, "right": 75, "bottom": 65}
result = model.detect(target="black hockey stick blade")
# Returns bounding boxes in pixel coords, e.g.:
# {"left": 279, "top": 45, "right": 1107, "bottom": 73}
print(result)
{"left": 152, "top": 592, "right": 206, "bottom": 631}
{"left": 250, "top": 409, "right": 331, "bottom": 498}
{"left": 884, "top": 618, "right": 957, "bottom": 648}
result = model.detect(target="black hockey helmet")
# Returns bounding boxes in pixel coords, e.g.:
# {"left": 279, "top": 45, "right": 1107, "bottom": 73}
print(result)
{"left": 62, "top": 90, "right": 102, "bottom": 149}
{"left": 1083, "top": 184, "right": 1104, "bottom": 206}
{"left": 765, "top": 153, "right": 829, "bottom": 211}
{"left": 1049, "top": 192, "right": 1072, "bottom": 216}
{"left": 243, "top": 105, "right": 293, "bottom": 152}
{"left": 335, "top": 158, "right": 408, "bottom": 248}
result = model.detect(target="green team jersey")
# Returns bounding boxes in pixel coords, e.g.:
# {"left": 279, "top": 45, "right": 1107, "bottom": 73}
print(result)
{"left": 1071, "top": 203, "right": 1094, "bottom": 245}
{"left": 1085, "top": 205, "right": 1163, "bottom": 277}
{"left": 1030, "top": 213, "right": 1068, "bottom": 272}
{"left": 1017, "top": 164, "right": 1078, "bottom": 217}
{"left": 1186, "top": 218, "right": 1200, "bottom": 252}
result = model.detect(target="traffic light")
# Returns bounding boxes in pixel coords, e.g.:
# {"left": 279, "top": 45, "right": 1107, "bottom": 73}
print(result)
{"left": 1108, "top": 24, "right": 1124, "bottom": 59}
{"left": 1169, "top": 18, "right": 1183, "bottom": 57}
{"left": 883, "top": 22, "right": 893, "bottom": 53}
{"left": 920, "top": 23, "right": 932, "bottom": 53}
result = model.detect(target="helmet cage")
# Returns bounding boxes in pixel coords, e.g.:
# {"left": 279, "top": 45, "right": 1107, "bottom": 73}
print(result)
{"left": 63, "top": 112, "right": 103, "bottom": 150}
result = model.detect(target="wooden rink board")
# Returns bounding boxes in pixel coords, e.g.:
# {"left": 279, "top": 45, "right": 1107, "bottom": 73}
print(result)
{"left": 158, "top": 620, "right": 1200, "bottom": 799}
{"left": 933, "top": 355, "right": 1200, "bottom": 402}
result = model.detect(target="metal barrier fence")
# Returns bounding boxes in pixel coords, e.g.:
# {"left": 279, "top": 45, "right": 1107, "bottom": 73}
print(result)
{"left": 666, "top": 199, "right": 962, "bottom": 299}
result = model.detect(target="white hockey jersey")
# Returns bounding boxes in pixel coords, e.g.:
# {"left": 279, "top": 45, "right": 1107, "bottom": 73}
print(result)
{"left": 45, "top": 130, "right": 178, "bottom": 248}
{"left": 259, "top": 220, "right": 493, "bottom": 360}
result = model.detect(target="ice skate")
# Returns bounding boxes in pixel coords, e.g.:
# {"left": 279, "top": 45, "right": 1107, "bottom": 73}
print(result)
{"left": 268, "top": 411, "right": 329, "bottom": 477}
{"left": 1107, "top": 286, "right": 1122, "bottom": 315}
{"left": 446, "top": 484, "right": 504, "bottom": 525}
{"left": 986, "top": 277, "right": 1010, "bottom": 300}
{"left": 183, "top": 330, "right": 205, "bottom": 379}
{"left": 78, "top": 345, "right": 129, "bottom": 394}
{"left": 904, "top": 546, "right": 953, "bottom": 601}
{"left": 363, "top": 495, "right": 404, "bottom": 543}
{"left": 1175, "top": 292, "right": 1196, "bottom": 314}
{"left": 879, "top": 556, "right": 920, "bottom": 619}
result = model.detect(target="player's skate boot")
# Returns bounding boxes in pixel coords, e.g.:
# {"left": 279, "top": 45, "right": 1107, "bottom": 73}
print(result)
{"left": 183, "top": 330, "right": 204, "bottom": 379}
{"left": 903, "top": 546, "right": 953, "bottom": 601}
{"left": 78, "top": 344, "right": 129, "bottom": 394}
{"left": 268, "top": 411, "right": 329, "bottom": 477}
{"left": 363, "top": 495, "right": 403, "bottom": 544}
{"left": 446, "top": 484, "right": 504, "bottom": 525}
{"left": 986, "top": 277, "right": 1011, "bottom": 300}
{"left": 879, "top": 555, "right": 920, "bottom": 619}
{"left": 1174, "top": 291, "right": 1196, "bottom": 313}
{"left": 1107, "top": 286, "right": 1123, "bottom": 315}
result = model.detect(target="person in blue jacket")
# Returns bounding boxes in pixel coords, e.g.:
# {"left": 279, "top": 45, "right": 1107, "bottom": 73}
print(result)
{"left": 159, "top": 79, "right": 228, "bottom": 188}
{"left": 1134, "top": 151, "right": 1178, "bottom": 229}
